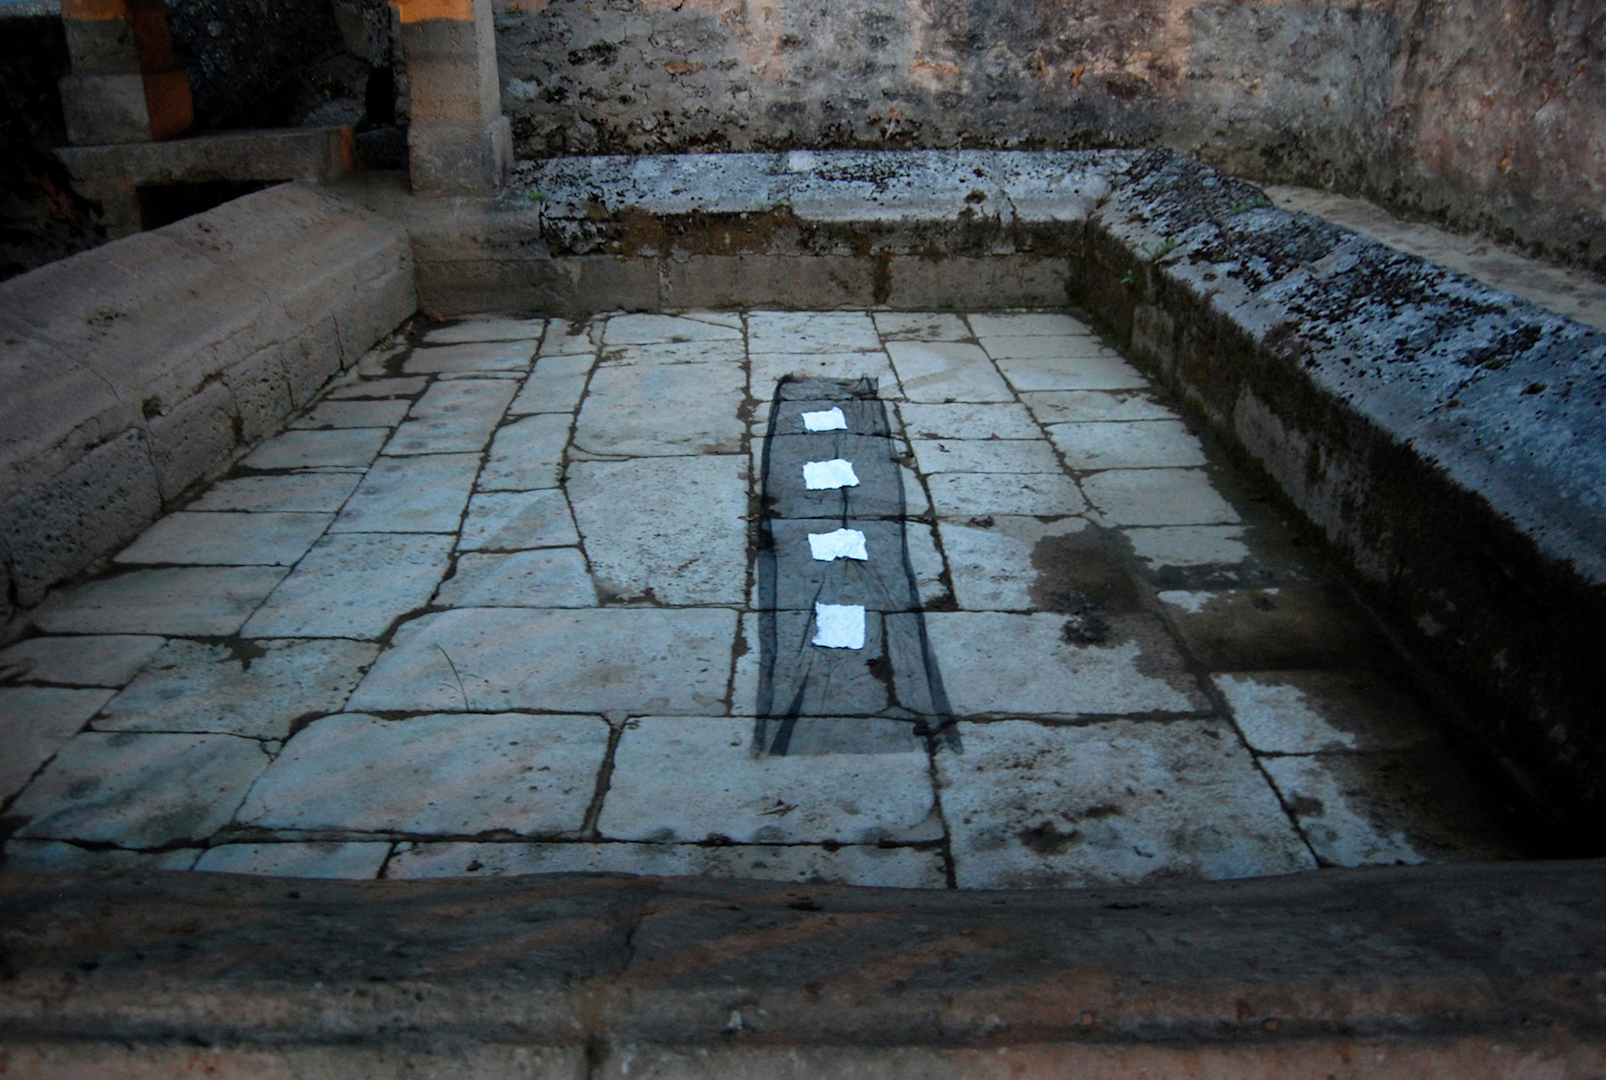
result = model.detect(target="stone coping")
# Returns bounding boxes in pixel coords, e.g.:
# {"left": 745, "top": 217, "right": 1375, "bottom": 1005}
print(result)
{"left": 0, "top": 182, "right": 414, "bottom": 621}
{"left": 0, "top": 861, "right": 1603, "bottom": 1074}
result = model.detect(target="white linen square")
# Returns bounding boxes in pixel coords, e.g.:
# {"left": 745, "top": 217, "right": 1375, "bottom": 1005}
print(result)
{"left": 807, "top": 528, "right": 869, "bottom": 561}
{"left": 803, "top": 459, "right": 860, "bottom": 489}
{"left": 812, "top": 603, "right": 866, "bottom": 649}
{"left": 801, "top": 406, "right": 848, "bottom": 431}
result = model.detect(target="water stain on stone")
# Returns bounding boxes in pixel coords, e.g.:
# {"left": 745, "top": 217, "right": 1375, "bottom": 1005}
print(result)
{"left": 1032, "top": 526, "right": 1142, "bottom": 647}
{"left": 1019, "top": 819, "right": 1082, "bottom": 855}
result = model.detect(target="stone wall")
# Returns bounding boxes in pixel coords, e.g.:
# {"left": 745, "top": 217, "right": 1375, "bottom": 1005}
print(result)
{"left": 0, "top": 183, "right": 414, "bottom": 628}
{"left": 493, "top": 0, "right": 1605, "bottom": 278}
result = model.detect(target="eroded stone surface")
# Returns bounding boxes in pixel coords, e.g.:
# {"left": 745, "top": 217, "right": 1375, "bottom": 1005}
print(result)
{"left": 236, "top": 713, "right": 609, "bottom": 836}
{"left": 1045, "top": 421, "right": 1207, "bottom": 471}
{"left": 0, "top": 687, "right": 114, "bottom": 801}
{"left": 0, "top": 635, "right": 164, "bottom": 688}
{"left": 242, "top": 535, "right": 453, "bottom": 639}
{"left": 188, "top": 473, "right": 362, "bottom": 513}
{"left": 599, "top": 717, "right": 933, "bottom": 845}
{"left": 403, "top": 340, "right": 536, "bottom": 374}
{"left": 348, "top": 608, "right": 735, "bottom": 714}
{"left": 330, "top": 453, "right": 482, "bottom": 534}
{"left": 939, "top": 719, "right": 1315, "bottom": 888}
{"left": 241, "top": 428, "right": 388, "bottom": 470}
{"left": 434, "top": 550, "right": 598, "bottom": 608}
{"left": 192, "top": 841, "right": 393, "bottom": 879}
{"left": 384, "top": 379, "right": 517, "bottom": 455}
{"left": 35, "top": 567, "right": 288, "bottom": 636}
{"left": 459, "top": 490, "right": 579, "bottom": 552}
{"left": 478, "top": 414, "right": 572, "bottom": 491}
{"left": 569, "top": 457, "right": 746, "bottom": 605}
{"left": 574, "top": 361, "right": 744, "bottom": 456}
{"left": 1214, "top": 670, "right": 1440, "bottom": 754}
{"left": 12, "top": 732, "right": 267, "bottom": 848}
{"left": 96, "top": 638, "right": 378, "bottom": 739}
{"left": 1082, "top": 469, "right": 1240, "bottom": 526}
{"left": 886, "top": 341, "right": 1013, "bottom": 403}
{"left": 114, "top": 511, "right": 332, "bottom": 566}
{"left": 925, "top": 472, "right": 1087, "bottom": 518}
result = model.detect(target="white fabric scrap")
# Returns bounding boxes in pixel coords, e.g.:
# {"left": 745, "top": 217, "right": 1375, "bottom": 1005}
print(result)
{"left": 801, "top": 406, "right": 848, "bottom": 432}
{"left": 808, "top": 528, "right": 868, "bottom": 561}
{"left": 812, "top": 603, "right": 866, "bottom": 649}
{"left": 803, "top": 459, "right": 860, "bottom": 489}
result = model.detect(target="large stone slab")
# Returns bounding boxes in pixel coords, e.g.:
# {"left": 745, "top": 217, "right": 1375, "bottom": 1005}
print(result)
{"left": 1081, "top": 468, "right": 1240, "bottom": 526}
{"left": 938, "top": 718, "right": 1314, "bottom": 888}
{"left": 329, "top": 453, "right": 482, "bottom": 533}
{"left": 348, "top": 608, "right": 736, "bottom": 714}
{"left": 750, "top": 353, "right": 902, "bottom": 401}
{"left": 568, "top": 457, "right": 747, "bottom": 604}
{"left": 1021, "top": 389, "right": 1176, "bottom": 424}
{"left": 383, "top": 379, "right": 517, "bottom": 455}
{"left": 573, "top": 361, "right": 744, "bottom": 456}
{"left": 240, "top": 428, "right": 388, "bottom": 470}
{"left": 885, "top": 341, "right": 1013, "bottom": 402}
{"left": 916, "top": 611, "right": 1205, "bottom": 716}
{"left": 967, "top": 313, "right": 1093, "bottom": 337}
{"left": 1045, "top": 420, "right": 1207, "bottom": 470}
{"left": 0, "top": 634, "right": 164, "bottom": 687}
{"left": 897, "top": 402, "right": 1040, "bottom": 440}
{"left": 235, "top": 713, "right": 610, "bottom": 836}
{"left": 0, "top": 687, "right": 115, "bottom": 801}
{"left": 924, "top": 471, "right": 1087, "bottom": 518}
{"left": 434, "top": 550, "right": 598, "bottom": 608}
{"left": 12, "top": 731, "right": 268, "bottom": 848}
{"left": 478, "top": 414, "right": 572, "bottom": 491}
{"left": 598, "top": 717, "right": 934, "bottom": 845}
{"left": 188, "top": 473, "right": 362, "bottom": 512}
{"left": 421, "top": 318, "right": 544, "bottom": 345}
{"left": 241, "top": 534, "right": 454, "bottom": 640}
{"left": 508, "top": 353, "right": 594, "bottom": 415}
{"left": 938, "top": 515, "right": 1088, "bottom": 612}
{"left": 1155, "top": 586, "right": 1365, "bottom": 669}
{"left": 602, "top": 313, "right": 743, "bottom": 345}
{"left": 909, "top": 437, "right": 1062, "bottom": 474}
{"left": 34, "top": 567, "right": 288, "bottom": 636}
{"left": 459, "top": 490, "right": 580, "bottom": 551}
{"left": 402, "top": 339, "right": 536, "bottom": 374}
{"left": 874, "top": 312, "right": 971, "bottom": 341}
{"left": 290, "top": 399, "right": 411, "bottom": 429}
{"left": 748, "top": 311, "right": 880, "bottom": 353}
{"left": 113, "top": 511, "right": 332, "bottom": 566}
{"left": 95, "top": 638, "right": 378, "bottom": 739}
{"left": 601, "top": 339, "right": 747, "bottom": 367}
{"left": 1213, "top": 670, "right": 1441, "bottom": 755}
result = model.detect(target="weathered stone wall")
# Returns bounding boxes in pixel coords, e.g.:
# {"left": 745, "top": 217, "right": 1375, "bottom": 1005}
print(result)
{"left": 493, "top": 0, "right": 1604, "bottom": 278}
{"left": 0, "top": 183, "right": 414, "bottom": 628}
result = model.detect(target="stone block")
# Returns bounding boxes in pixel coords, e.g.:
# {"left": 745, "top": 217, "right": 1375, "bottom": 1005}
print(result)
{"left": 0, "top": 687, "right": 116, "bottom": 802}
{"left": 598, "top": 717, "right": 934, "bottom": 845}
{"left": 917, "top": 611, "right": 1205, "bottom": 716}
{"left": 188, "top": 473, "right": 362, "bottom": 513}
{"left": 330, "top": 453, "right": 481, "bottom": 533}
{"left": 1155, "top": 586, "right": 1365, "bottom": 670}
{"left": 1213, "top": 670, "right": 1441, "bottom": 755}
{"left": 568, "top": 457, "right": 747, "bottom": 605}
{"left": 113, "top": 511, "right": 332, "bottom": 566}
{"left": 750, "top": 352, "right": 902, "bottom": 401}
{"left": 0, "top": 634, "right": 164, "bottom": 688}
{"left": 910, "top": 438, "right": 1062, "bottom": 475}
{"left": 236, "top": 712, "right": 609, "bottom": 836}
{"left": 408, "top": 116, "right": 511, "bottom": 198}
{"left": 459, "top": 490, "right": 579, "bottom": 551}
{"left": 347, "top": 608, "right": 735, "bottom": 714}
{"left": 1045, "top": 420, "right": 1207, "bottom": 471}
{"left": 898, "top": 402, "right": 1039, "bottom": 440}
{"left": 508, "top": 353, "right": 593, "bottom": 416}
{"left": 574, "top": 362, "right": 744, "bottom": 457}
{"left": 884, "top": 256, "right": 1069, "bottom": 310}
{"left": 1082, "top": 468, "right": 1239, "bottom": 527}
{"left": 748, "top": 311, "right": 881, "bottom": 354}
{"left": 385, "top": 378, "right": 516, "bottom": 455}
{"left": 938, "top": 718, "right": 1314, "bottom": 888}
{"left": 96, "top": 638, "right": 378, "bottom": 739}
{"left": 404, "top": 339, "right": 536, "bottom": 375}
{"left": 145, "top": 380, "right": 239, "bottom": 501}
{"left": 1021, "top": 389, "right": 1174, "bottom": 424}
{"left": 291, "top": 399, "right": 412, "bottom": 429}
{"left": 924, "top": 471, "right": 1087, "bottom": 519}
{"left": 477, "top": 414, "right": 571, "bottom": 491}
{"left": 3, "top": 840, "right": 199, "bottom": 872}
{"left": 602, "top": 313, "right": 743, "bottom": 346}
{"left": 1, "top": 430, "right": 163, "bottom": 607}
{"left": 886, "top": 342, "right": 1013, "bottom": 403}
{"left": 873, "top": 313, "right": 971, "bottom": 341}
{"left": 422, "top": 318, "right": 545, "bottom": 346}
{"left": 241, "top": 428, "right": 389, "bottom": 471}
{"left": 34, "top": 566, "right": 288, "bottom": 636}
{"left": 13, "top": 731, "right": 268, "bottom": 848}
{"left": 58, "top": 69, "right": 191, "bottom": 145}
{"left": 433, "top": 549, "right": 597, "bottom": 608}
{"left": 241, "top": 534, "right": 454, "bottom": 640}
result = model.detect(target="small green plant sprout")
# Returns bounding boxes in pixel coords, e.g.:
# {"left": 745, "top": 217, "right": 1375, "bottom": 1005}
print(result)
{"left": 1139, "top": 237, "right": 1179, "bottom": 262}
{"left": 1120, "top": 268, "right": 1140, "bottom": 288}
{"left": 1226, "top": 194, "right": 1271, "bottom": 216}
{"left": 528, "top": 189, "right": 549, "bottom": 203}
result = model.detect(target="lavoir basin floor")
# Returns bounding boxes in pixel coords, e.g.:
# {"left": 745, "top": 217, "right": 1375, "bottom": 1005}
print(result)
{"left": 0, "top": 310, "right": 1537, "bottom": 889}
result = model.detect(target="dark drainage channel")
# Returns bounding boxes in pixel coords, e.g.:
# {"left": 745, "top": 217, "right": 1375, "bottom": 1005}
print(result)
{"left": 755, "top": 376, "right": 955, "bottom": 756}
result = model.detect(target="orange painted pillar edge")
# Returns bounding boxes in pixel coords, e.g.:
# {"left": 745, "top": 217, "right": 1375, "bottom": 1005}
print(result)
{"left": 395, "top": 0, "right": 474, "bottom": 22}
{"left": 60, "top": 0, "right": 133, "bottom": 19}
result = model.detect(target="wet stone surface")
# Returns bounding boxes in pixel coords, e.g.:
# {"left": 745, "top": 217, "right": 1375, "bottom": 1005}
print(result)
{"left": 1, "top": 311, "right": 1536, "bottom": 888}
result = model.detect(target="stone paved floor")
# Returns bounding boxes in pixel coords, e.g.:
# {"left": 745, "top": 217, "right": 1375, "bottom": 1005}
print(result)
{"left": 0, "top": 311, "right": 1535, "bottom": 888}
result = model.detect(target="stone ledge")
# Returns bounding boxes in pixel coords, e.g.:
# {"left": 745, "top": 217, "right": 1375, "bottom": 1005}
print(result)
{"left": 1082, "top": 150, "right": 1606, "bottom": 831}
{"left": 0, "top": 861, "right": 1602, "bottom": 1076}
{"left": 0, "top": 182, "right": 415, "bottom": 619}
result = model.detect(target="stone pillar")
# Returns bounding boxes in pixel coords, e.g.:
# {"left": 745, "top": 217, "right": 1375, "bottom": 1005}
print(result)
{"left": 58, "top": 0, "right": 192, "bottom": 145}
{"left": 397, "top": 0, "right": 511, "bottom": 196}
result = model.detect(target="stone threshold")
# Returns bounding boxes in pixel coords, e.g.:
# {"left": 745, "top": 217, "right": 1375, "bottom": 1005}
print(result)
{"left": 1, "top": 860, "right": 1603, "bottom": 1076}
